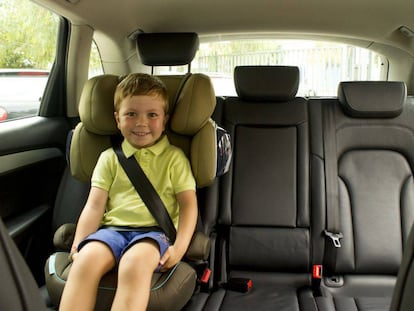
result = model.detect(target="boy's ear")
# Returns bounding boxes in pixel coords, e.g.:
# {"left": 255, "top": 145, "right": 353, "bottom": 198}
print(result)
{"left": 114, "top": 112, "right": 121, "bottom": 129}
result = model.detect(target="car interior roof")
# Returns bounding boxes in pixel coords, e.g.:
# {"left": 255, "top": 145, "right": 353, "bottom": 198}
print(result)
{"left": 36, "top": 0, "right": 414, "bottom": 54}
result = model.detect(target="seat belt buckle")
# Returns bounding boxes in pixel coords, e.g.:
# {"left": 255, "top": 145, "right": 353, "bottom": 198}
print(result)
{"left": 200, "top": 267, "right": 212, "bottom": 284}
{"left": 324, "top": 230, "right": 343, "bottom": 248}
{"left": 313, "top": 264, "right": 323, "bottom": 279}
{"left": 312, "top": 265, "right": 323, "bottom": 296}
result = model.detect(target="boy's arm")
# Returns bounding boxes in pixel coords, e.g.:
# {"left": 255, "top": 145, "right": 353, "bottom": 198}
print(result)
{"left": 159, "top": 189, "right": 197, "bottom": 270}
{"left": 70, "top": 186, "right": 108, "bottom": 256}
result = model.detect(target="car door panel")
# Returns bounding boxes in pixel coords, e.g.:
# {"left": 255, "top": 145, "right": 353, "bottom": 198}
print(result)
{"left": 0, "top": 116, "right": 69, "bottom": 284}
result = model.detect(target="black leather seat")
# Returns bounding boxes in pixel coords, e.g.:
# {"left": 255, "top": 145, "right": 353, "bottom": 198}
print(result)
{"left": 312, "top": 81, "right": 414, "bottom": 311}
{"left": 203, "top": 66, "right": 318, "bottom": 310}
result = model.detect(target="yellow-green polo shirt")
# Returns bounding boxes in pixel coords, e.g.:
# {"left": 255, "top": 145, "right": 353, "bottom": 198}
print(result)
{"left": 91, "top": 135, "right": 196, "bottom": 229}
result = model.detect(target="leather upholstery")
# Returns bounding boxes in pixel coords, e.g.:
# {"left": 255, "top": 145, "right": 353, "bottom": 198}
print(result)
{"left": 136, "top": 32, "right": 199, "bottom": 66}
{"left": 338, "top": 81, "right": 406, "bottom": 118}
{"left": 234, "top": 65, "right": 299, "bottom": 101}
{"left": 313, "top": 82, "right": 414, "bottom": 310}
{"left": 207, "top": 66, "right": 315, "bottom": 310}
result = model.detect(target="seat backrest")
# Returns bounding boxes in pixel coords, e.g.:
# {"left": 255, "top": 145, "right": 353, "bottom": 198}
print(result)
{"left": 218, "top": 66, "right": 311, "bottom": 276}
{"left": 323, "top": 81, "right": 414, "bottom": 276}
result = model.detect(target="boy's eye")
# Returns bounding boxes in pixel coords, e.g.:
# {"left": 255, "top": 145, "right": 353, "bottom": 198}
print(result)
{"left": 126, "top": 112, "right": 136, "bottom": 117}
{"left": 148, "top": 112, "right": 158, "bottom": 118}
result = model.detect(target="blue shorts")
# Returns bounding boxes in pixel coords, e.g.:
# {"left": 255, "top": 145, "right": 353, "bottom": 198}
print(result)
{"left": 78, "top": 228, "right": 170, "bottom": 271}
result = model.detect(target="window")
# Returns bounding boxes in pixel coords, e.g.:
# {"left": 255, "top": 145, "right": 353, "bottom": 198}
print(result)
{"left": 0, "top": 0, "right": 59, "bottom": 121}
{"left": 89, "top": 41, "right": 104, "bottom": 79}
{"left": 160, "top": 39, "right": 386, "bottom": 97}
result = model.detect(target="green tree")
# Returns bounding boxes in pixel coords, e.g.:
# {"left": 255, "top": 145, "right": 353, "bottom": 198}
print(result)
{"left": 0, "top": 0, "right": 58, "bottom": 69}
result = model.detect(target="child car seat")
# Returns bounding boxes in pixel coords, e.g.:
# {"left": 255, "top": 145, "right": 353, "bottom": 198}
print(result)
{"left": 45, "top": 32, "right": 228, "bottom": 311}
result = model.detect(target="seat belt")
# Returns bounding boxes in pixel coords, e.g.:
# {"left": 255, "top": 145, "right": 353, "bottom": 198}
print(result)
{"left": 322, "top": 101, "right": 343, "bottom": 273}
{"left": 111, "top": 136, "right": 177, "bottom": 243}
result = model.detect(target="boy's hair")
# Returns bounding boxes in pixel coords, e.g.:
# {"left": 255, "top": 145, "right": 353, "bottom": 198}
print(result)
{"left": 114, "top": 73, "right": 169, "bottom": 113}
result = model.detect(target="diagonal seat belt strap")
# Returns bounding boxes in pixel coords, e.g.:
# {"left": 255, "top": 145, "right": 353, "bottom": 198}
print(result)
{"left": 322, "top": 101, "right": 343, "bottom": 272}
{"left": 111, "top": 137, "right": 177, "bottom": 243}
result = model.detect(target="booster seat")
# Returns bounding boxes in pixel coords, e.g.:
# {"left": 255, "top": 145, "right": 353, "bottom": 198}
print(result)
{"left": 44, "top": 32, "right": 225, "bottom": 310}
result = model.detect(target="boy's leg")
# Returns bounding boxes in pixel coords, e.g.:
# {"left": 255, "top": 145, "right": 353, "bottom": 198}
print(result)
{"left": 59, "top": 241, "right": 115, "bottom": 311}
{"left": 111, "top": 239, "right": 160, "bottom": 311}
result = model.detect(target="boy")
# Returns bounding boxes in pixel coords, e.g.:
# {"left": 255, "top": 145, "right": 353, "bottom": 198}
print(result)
{"left": 59, "top": 73, "right": 198, "bottom": 311}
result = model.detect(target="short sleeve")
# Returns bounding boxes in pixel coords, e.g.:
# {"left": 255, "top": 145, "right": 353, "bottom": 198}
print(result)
{"left": 91, "top": 148, "right": 115, "bottom": 192}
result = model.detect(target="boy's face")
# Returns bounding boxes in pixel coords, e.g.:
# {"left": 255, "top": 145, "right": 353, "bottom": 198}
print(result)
{"left": 115, "top": 94, "right": 168, "bottom": 149}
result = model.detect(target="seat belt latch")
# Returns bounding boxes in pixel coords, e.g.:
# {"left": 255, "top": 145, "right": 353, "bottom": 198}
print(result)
{"left": 324, "top": 230, "right": 343, "bottom": 248}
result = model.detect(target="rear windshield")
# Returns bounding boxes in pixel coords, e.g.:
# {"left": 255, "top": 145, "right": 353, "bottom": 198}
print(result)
{"left": 155, "top": 39, "right": 387, "bottom": 97}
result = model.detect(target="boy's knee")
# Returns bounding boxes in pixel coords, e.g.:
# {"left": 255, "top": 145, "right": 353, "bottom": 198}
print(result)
{"left": 75, "top": 242, "right": 115, "bottom": 272}
{"left": 119, "top": 242, "right": 159, "bottom": 274}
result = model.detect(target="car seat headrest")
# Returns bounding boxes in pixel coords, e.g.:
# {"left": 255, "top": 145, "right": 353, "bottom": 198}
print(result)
{"left": 234, "top": 66, "right": 299, "bottom": 101}
{"left": 338, "top": 81, "right": 406, "bottom": 118}
{"left": 78, "top": 74, "right": 120, "bottom": 135}
{"left": 136, "top": 32, "right": 199, "bottom": 66}
{"left": 170, "top": 74, "right": 216, "bottom": 135}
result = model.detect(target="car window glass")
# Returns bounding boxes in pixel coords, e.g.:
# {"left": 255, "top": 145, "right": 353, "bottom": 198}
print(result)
{"left": 89, "top": 41, "right": 104, "bottom": 78}
{"left": 0, "top": 0, "right": 59, "bottom": 122}
{"left": 156, "top": 39, "right": 386, "bottom": 97}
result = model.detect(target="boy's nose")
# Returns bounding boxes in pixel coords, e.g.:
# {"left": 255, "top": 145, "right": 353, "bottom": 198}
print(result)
{"left": 135, "top": 115, "right": 147, "bottom": 126}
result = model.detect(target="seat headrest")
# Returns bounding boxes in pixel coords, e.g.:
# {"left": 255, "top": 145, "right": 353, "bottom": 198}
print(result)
{"left": 338, "top": 81, "right": 406, "bottom": 118}
{"left": 234, "top": 66, "right": 299, "bottom": 101}
{"left": 136, "top": 32, "right": 199, "bottom": 66}
{"left": 78, "top": 74, "right": 119, "bottom": 136}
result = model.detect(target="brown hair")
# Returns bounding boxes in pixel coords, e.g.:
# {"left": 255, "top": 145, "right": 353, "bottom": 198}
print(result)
{"left": 114, "top": 73, "right": 168, "bottom": 113}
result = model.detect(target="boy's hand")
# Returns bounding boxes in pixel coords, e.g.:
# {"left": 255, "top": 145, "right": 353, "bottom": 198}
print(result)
{"left": 159, "top": 245, "right": 184, "bottom": 271}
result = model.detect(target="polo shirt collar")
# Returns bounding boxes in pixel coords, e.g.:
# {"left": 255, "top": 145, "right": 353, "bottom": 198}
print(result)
{"left": 121, "top": 135, "right": 170, "bottom": 158}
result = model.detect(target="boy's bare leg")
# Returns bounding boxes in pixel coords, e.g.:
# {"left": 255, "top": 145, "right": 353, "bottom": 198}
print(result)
{"left": 59, "top": 242, "right": 115, "bottom": 311}
{"left": 111, "top": 240, "right": 160, "bottom": 311}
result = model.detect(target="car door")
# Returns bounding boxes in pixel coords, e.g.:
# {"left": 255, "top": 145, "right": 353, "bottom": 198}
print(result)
{"left": 0, "top": 2, "right": 71, "bottom": 284}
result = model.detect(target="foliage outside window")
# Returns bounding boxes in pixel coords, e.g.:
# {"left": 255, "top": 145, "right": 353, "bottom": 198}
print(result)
{"left": 0, "top": 0, "right": 58, "bottom": 121}
{"left": 89, "top": 41, "right": 104, "bottom": 79}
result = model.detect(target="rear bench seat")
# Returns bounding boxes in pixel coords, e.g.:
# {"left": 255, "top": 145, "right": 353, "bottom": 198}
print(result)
{"left": 310, "top": 81, "right": 414, "bottom": 311}
{"left": 202, "top": 66, "right": 319, "bottom": 310}
{"left": 199, "top": 74, "right": 414, "bottom": 310}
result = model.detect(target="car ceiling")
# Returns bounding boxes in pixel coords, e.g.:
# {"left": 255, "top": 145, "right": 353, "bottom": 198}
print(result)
{"left": 36, "top": 0, "right": 414, "bottom": 56}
